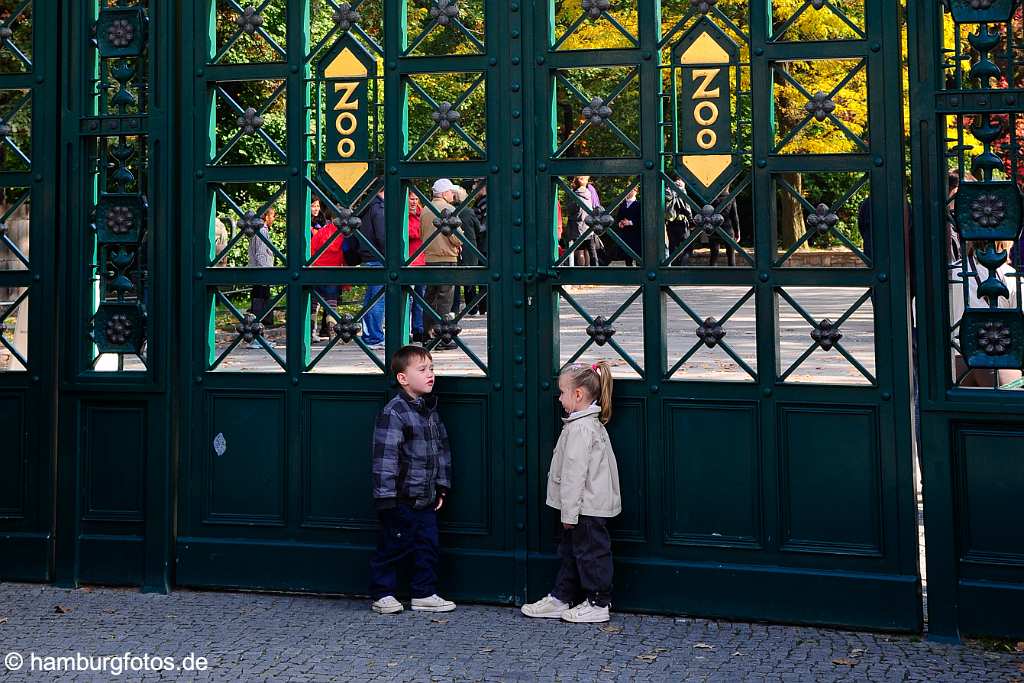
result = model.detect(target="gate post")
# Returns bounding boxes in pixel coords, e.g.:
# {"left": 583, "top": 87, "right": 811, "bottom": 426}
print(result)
{"left": 56, "top": 0, "right": 176, "bottom": 593}
{"left": 910, "top": 0, "right": 1024, "bottom": 642}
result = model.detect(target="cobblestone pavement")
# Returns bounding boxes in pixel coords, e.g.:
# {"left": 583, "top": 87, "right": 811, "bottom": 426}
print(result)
{"left": 0, "top": 583, "right": 1021, "bottom": 682}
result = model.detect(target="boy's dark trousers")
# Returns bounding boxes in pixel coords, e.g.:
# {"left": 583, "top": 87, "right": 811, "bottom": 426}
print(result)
{"left": 551, "top": 515, "right": 613, "bottom": 608}
{"left": 369, "top": 503, "right": 439, "bottom": 600}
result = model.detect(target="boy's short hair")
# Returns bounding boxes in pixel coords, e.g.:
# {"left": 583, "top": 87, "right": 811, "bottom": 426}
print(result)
{"left": 390, "top": 345, "right": 432, "bottom": 377}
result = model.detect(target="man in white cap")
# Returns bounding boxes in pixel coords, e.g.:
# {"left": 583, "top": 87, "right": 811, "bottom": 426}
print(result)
{"left": 419, "top": 179, "right": 462, "bottom": 350}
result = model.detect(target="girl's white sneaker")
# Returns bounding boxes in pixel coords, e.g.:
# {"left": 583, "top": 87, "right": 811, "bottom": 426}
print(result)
{"left": 410, "top": 594, "right": 457, "bottom": 612}
{"left": 371, "top": 596, "right": 404, "bottom": 614}
{"left": 561, "top": 600, "right": 610, "bottom": 623}
{"left": 520, "top": 594, "right": 570, "bottom": 618}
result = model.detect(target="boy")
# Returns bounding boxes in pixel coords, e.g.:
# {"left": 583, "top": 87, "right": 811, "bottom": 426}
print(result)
{"left": 369, "top": 346, "right": 456, "bottom": 614}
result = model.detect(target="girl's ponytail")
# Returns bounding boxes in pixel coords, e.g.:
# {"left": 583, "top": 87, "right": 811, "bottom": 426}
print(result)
{"left": 595, "top": 360, "right": 614, "bottom": 424}
{"left": 560, "top": 360, "right": 614, "bottom": 424}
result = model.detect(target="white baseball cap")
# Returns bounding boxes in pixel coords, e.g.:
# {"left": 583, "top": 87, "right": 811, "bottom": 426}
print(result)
{"left": 432, "top": 178, "right": 456, "bottom": 195}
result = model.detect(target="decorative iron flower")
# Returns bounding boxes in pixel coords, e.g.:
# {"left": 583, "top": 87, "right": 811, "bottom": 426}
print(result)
{"left": 237, "top": 107, "right": 264, "bottom": 134}
{"left": 431, "top": 102, "right": 461, "bottom": 130}
{"left": 692, "top": 204, "right": 724, "bottom": 235}
{"left": 977, "top": 321, "right": 1011, "bottom": 355}
{"left": 433, "top": 208, "right": 462, "bottom": 236}
{"left": 107, "top": 205, "right": 134, "bottom": 235}
{"left": 806, "top": 203, "right": 838, "bottom": 234}
{"left": 0, "top": 117, "right": 13, "bottom": 138}
{"left": 436, "top": 315, "right": 462, "bottom": 345}
{"left": 235, "top": 6, "right": 264, "bottom": 35}
{"left": 582, "top": 97, "right": 613, "bottom": 126}
{"left": 107, "top": 18, "right": 135, "bottom": 48}
{"left": 970, "top": 193, "right": 1006, "bottom": 227}
{"left": 429, "top": 0, "right": 460, "bottom": 26}
{"left": 584, "top": 207, "right": 615, "bottom": 236}
{"left": 811, "top": 318, "right": 843, "bottom": 351}
{"left": 333, "top": 3, "right": 361, "bottom": 31}
{"left": 586, "top": 316, "right": 616, "bottom": 346}
{"left": 582, "top": 0, "right": 612, "bottom": 20}
{"left": 238, "top": 209, "right": 265, "bottom": 237}
{"left": 331, "top": 205, "right": 362, "bottom": 236}
{"left": 810, "top": 0, "right": 827, "bottom": 8}
{"left": 0, "top": 25, "right": 13, "bottom": 41}
{"left": 105, "top": 314, "right": 134, "bottom": 345}
{"left": 804, "top": 91, "right": 836, "bottom": 122}
{"left": 690, "top": 0, "right": 717, "bottom": 13}
{"left": 696, "top": 317, "right": 726, "bottom": 348}
{"left": 0, "top": 321, "right": 8, "bottom": 335}
{"left": 236, "top": 313, "right": 265, "bottom": 344}
{"left": 333, "top": 313, "right": 360, "bottom": 344}
{"left": 0, "top": 222, "right": 7, "bottom": 236}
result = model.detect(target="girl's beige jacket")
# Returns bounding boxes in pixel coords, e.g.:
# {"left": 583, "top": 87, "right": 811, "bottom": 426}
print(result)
{"left": 545, "top": 404, "right": 622, "bottom": 525}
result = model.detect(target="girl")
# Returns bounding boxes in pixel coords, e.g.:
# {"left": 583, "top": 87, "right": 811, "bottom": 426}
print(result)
{"left": 522, "top": 361, "right": 622, "bottom": 623}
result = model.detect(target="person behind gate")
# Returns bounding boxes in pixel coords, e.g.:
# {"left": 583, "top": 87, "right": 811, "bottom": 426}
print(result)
{"left": 522, "top": 361, "right": 622, "bottom": 624}
{"left": 369, "top": 346, "right": 457, "bottom": 615}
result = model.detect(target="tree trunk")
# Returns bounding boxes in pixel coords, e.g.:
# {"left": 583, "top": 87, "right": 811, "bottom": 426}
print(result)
{"left": 779, "top": 172, "right": 807, "bottom": 250}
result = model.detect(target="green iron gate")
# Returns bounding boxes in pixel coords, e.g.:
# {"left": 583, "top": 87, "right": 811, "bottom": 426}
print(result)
{"left": 0, "top": 0, "right": 59, "bottom": 583}
{"left": 168, "top": 0, "right": 919, "bottom": 631}
{"left": 1, "top": 0, "right": 976, "bottom": 636}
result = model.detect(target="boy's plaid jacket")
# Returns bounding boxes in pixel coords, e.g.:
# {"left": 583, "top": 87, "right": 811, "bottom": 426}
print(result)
{"left": 372, "top": 392, "right": 452, "bottom": 510}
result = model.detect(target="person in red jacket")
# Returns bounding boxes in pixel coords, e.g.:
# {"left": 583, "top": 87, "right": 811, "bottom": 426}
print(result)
{"left": 310, "top": 199, "right": 345, "bottom": 343}
{"left": 407, "top": 192, "right": 428, "bottom": 343}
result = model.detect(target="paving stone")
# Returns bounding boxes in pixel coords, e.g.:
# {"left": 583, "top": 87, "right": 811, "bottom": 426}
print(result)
{"left": 0, "top": 583, "right": 1019, "bottom": 681}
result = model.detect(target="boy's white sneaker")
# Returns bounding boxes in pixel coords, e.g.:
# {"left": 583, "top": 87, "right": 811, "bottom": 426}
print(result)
{"left": 411, "top": 594, "right": 456, "bottom": 612}
{"left": 371, "top": 596, "right": 404, "bottom": 614}
{"left": 561, "top": 600, "right": 610, "bottom": 623}
{"left": 520, "top": 594, "right": 570, "bottom": 619}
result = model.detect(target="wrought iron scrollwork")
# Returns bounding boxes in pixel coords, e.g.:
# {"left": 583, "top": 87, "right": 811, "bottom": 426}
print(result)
{"left": 87, "top": 3, "right": 151, "bottom": 368}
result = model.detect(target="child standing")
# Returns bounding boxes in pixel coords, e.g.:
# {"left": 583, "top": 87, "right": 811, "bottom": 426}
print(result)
{"left": 522, "top": 361, "right": 621, "bottom": 623}
{"left": 369, "top": 346, "right": 457, "bottom": 615}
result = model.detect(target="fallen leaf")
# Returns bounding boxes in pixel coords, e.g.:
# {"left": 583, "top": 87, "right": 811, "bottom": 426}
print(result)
{"left": 636, "top": 654, "right": 658, "bottom": 663}
{"left": 832, "top": 658, "right": 858, "bottom": 667}
{"left": 600, "top": 666, "right": 614, "bottom": 673}
{"left": 0, "top": 618, "right": 7, "bottom": 625}
{"left": 387, "top": 662, "right": 398, "bottom": 668}
{"left": 54, "top": 605, "right": 71, "bottom": 615}
{"left": 850, "top": 648, "right": 865, "bottom": 657}
{"left": 694, "top": 643, "right": 714, "bottom": 650}
{"left": 599, "top": 624, "right": 623, "bottom": 634}
{"left": 731, "top": 651, "right": 743, "bottom": 657}
{"left": 478, "top": 647, "right": 494, "bottom": 654}
{"left": 1015, "top": 641, "right": 1024, "bottom": 653}
{"left": 653, "top": 647, "right": 670, "bottom": 654}
{"left": 431, "top": 618, "right": 448, "bottom": 625}
{"left": 79, "top": 587, "right": 93, "bottom": 593}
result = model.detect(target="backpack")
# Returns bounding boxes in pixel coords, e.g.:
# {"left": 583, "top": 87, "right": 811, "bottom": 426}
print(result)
{"left": 342, "top": 234, "right": 362, "bottom": 266}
